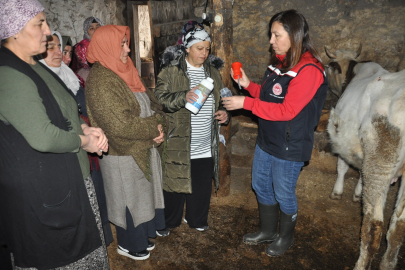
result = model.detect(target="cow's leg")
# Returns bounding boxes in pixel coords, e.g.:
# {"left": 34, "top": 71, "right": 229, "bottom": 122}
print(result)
{"left": 353, "top": 173, "right": 363, "bottom": 202}
{"left": 330, "top": 156, "right": 349, "bottom": 200}
{"left": 354, "top": 115, "right": 401, "bottom": 270}
{"left": 380, "top": 179, "right": 405, "bottom": 270}
{"left": 354, "top": 175, "right": 391, "bottom": 270}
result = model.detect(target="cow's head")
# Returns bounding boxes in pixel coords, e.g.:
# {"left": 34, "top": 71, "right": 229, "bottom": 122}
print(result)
{"left": 325, "top": 44, "right": 362, "bottom": 97}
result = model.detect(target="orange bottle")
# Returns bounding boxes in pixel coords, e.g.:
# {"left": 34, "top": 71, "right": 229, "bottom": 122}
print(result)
{"left": 231, "top": 62, "right": 242, "bottom": 79}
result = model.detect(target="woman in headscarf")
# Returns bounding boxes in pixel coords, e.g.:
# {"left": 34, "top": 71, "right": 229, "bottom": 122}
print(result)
{"left": 61, "top": 34, "right": 85, "bottom": 88}
{"left": 71, "top": 16, "right": 103, "bottom": 82}
{"left": 61, "top": 35, "right": 73, "bottom": 66}
{"left": 40, "top": 30, "right": 114, "bottom": 247}
{"left": 154, "top": 23, "right": 230, "bottom": 236}
{"left": 0, "top": 0, "right": 109, "bottom": 269}
{"left": 86, "top": 25, "right": 167, "bottom": 261}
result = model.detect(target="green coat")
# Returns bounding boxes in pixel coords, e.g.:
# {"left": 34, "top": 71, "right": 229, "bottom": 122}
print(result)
{"left": 154, "top": 51, "right": 230, "bottom": 194}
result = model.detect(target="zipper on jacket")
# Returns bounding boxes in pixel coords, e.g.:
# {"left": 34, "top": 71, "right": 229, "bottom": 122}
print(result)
{"left": 166, "top": 127, "right": 177, "bottom": 142}
{"left": 286, "top": 121, "right": 291, "bottom": 151}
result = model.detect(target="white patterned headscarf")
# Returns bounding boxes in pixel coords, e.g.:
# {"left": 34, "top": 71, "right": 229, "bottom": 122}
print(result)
{"left": 182, "top": 27, "right": 211, "bottom": 49}
{"left": 0, "top": 0, "right": 44, "bottom": 40}
{"left": 82, "top": 16, "right": 103, "bottom": 40}
{"left": 40, "top": 31, "right": 81, "bottom": 95}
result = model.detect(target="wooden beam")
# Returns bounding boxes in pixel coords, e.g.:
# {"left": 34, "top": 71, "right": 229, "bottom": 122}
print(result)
{"left": 209, "top": 0, "right": 233, "bottom": 197}
{"left": 132, "top": 4, "right": 141, "bottom": 76}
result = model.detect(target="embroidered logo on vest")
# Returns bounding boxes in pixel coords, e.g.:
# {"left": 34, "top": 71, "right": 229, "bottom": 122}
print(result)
{"left": 272, "top": 83, "right": 282, "bottom": 96}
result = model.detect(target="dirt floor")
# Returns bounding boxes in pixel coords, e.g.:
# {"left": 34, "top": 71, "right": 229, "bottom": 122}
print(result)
{"left": 106, "top": 150, "right": 405, "bottom": 270}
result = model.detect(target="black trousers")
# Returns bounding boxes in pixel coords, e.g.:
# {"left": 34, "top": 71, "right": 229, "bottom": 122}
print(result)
{"left": 164, "top": 158, "right": 214, "bottom": 229}
{"left": 116, "top": 207, "right": 165, "bottom": 252}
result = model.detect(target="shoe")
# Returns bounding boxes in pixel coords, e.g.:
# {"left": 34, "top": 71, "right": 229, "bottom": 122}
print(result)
{"left": 147, "top": 239, "right": 155, "bottom": 251}
{"left": 265, "top": 211, "right": 297, "bottom": 257}
{"left": 184, "top": 218, "right": 209, "bottom": 231}
{"left": 156, "top": 228, "right": 170, "bottom": 237}
{"left": 196, "top": 225, "right": 209, "bottom": 232}
{"left": 117, "top": 246, "right": 150, "bottom": 260}
{"left": 243, "top": 202, "right": 279, "bottom": 245}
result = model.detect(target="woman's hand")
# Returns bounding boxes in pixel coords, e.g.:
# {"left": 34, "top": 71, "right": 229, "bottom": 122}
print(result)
{"left": 81, "top": 124, "right": 108, "bottom": 153}
{"left": 186, "top": 86, "right": 199, "bottom": 103}
{"left": 153, "top": 124, "right": 165, "bottom": 145}
{"left": 80, "top": 134, "right": 108, "bottom": 156}
{"left": 222, "top": 96, "right": 246, "bottom": 111}
{"left": 230, "top": 67, "right": 250, "bottom": 88}
{"left": 214, "top": 110, "right": 228, "bottom": 124}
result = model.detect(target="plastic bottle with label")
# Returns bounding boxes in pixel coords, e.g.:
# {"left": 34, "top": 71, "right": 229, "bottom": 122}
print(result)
{"left": 185, "top": 77, "right": 214, "bottom": 114}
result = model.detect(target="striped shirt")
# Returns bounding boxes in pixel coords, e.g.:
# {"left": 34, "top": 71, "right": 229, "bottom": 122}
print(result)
{"left": 186, "top": 60, "right": 214, "bottom": 159}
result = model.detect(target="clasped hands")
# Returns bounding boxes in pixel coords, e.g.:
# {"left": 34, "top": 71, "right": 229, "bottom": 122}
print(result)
{"left": 153, "top": 124, "right": 164, "bottom": 145}
{"left": 80, "top": 124, "right": 108, "bottom": 156}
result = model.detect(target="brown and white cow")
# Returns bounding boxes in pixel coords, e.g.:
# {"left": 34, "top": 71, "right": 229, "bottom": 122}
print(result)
{"left": 325, "top": 45, "right": 364, "bottom": 202}
{"left": 326, "top": 45, "right": 405, "bottom": 270}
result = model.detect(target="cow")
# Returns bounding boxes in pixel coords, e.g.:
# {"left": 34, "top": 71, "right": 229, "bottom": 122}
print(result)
{"left": 326, "top": 45, "right": 405, "bottom": 270}
{"left": 325, "top": 45, "right": 364, "bottom": 202}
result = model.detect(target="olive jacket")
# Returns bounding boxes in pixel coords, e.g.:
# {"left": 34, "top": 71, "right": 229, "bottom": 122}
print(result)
{"left": 154, "top": 45, "right": 230, "bottom": 194}
{"left": 86, "top": 62, "right": 166, "bottom": 180}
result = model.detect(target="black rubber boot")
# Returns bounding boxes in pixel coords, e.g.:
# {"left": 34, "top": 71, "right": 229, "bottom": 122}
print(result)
{"left": 265, "top": 211, "right": 297, "bottom": 256}
{"left": 243, "top": 202, "right": 279, "bottom": 245}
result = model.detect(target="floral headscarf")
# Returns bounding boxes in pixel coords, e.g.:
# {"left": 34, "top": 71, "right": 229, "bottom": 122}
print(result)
{"left": 0, "top": 0, "right": 44, "bottom": 40}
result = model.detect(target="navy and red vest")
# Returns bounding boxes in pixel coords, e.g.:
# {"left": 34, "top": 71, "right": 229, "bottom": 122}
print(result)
{"left": 257, "top": 53, "right": 328, "bottom": 162}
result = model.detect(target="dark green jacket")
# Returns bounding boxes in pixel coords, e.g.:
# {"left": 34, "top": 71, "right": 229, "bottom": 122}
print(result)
{"left": 155, "top": 47, "right": 230, "bottom": 193}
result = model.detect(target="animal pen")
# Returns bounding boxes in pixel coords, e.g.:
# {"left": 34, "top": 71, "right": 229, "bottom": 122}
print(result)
{"left": 23, "top": 0, "right": 405, "bottom": 269}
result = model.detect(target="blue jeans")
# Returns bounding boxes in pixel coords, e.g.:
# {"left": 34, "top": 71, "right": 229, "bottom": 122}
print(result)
{"left": 252, "top": 144, "right": 304, "bottom": 215}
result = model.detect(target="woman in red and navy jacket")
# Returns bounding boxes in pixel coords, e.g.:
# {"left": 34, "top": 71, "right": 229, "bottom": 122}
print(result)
{"left": 223, "top": 9, "right": 327, "bottom": 257}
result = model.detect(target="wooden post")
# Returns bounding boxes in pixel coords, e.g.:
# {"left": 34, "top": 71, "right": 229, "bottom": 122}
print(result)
{"left": 132, "top": 4, "right": 141, "bottom": 75}
{"left": 210, "top": 0, "right": 233, "bottom": 197}
{"left": 127, "top": 1, "right": 144, "bottom": 76}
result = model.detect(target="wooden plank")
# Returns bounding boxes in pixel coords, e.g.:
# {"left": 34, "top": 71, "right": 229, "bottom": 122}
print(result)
{"left": 127, "top": 2, "right": 135, "bottom": 65}
{"left": 132, "top": 4, "right": 141, "bottom": 75}
{"left": 209, "top": 0, "right": 233, "bottom": 197}
{"left": 150, "top": 1, "right": 177, "bottom": 24}
{"left": 156, "top": 21, "right": 189, "bottom": 36}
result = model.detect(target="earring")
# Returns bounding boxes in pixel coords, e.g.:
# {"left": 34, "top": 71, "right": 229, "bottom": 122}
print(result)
{"left": 13, "top": 36, "right": 17, "bottom": 39}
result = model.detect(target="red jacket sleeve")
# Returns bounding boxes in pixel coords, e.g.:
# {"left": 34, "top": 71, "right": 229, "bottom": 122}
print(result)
{"left": 244, "top": 81, "right": 261, "bottom": 98}
{"left": 243, "top": 66, "right": 324, "bottom": 121}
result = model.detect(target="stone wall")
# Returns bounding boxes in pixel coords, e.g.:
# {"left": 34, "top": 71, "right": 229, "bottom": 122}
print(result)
{"left": 233, "top": 0, "right": 405, "bottom": 84}
{"left": 38, "top": 0, "right": 126, "bottom": 45}
{"left": 37, "top": 0, "right": 405, "bottom": 82}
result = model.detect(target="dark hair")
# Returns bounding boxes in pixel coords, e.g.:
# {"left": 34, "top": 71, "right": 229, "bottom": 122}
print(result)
{"left": 268, "top": 10, "right": 322, "bottom": 73}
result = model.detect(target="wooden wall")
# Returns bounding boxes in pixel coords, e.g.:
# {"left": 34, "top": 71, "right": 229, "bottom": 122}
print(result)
{"left": 127, "top": 0, "right": 198, "bottom": 84}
